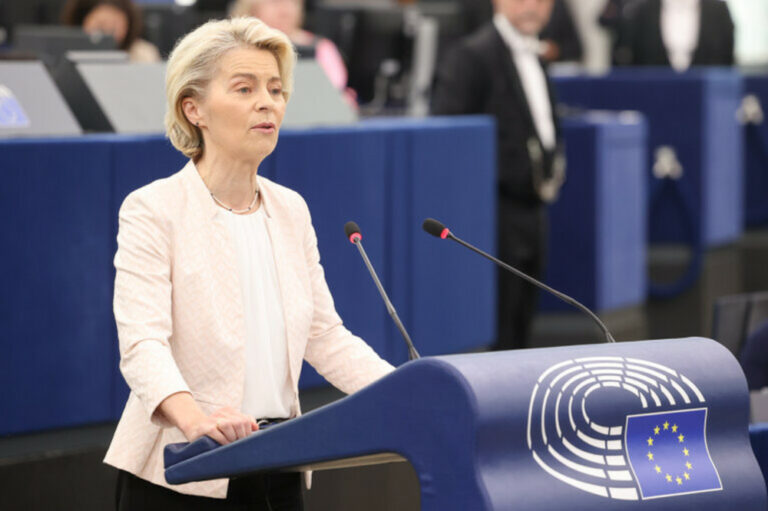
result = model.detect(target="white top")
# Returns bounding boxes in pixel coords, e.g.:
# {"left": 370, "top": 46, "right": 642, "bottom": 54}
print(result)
{"left": 493, "top": 13, "right": 556, "bottom": 151}
{"left": 661, "top": 0, "right": 701, "bottom": 71}
{"left": 223, "top": 206, "right": 293, "bottom": 419}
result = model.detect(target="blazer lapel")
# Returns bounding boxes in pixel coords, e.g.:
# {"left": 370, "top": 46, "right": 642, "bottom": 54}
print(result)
{"left": 646, "top": 0, "right": 671, "bottom": 66}
{"left": 181, "top": 162, "right": 245, "bottom": 348}
{"left": 691, "top": 0, "right": 710, "bottom": 65}
{"left": 492, "top": 28, "right": 539, "bottom": 138}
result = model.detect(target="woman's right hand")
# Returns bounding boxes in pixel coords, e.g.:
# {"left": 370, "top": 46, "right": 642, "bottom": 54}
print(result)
{"left": 182, "top": 406, "right": 259, "bottom": 445}
{"left": 157, "top": 392, "right": 259, "bottom": 446}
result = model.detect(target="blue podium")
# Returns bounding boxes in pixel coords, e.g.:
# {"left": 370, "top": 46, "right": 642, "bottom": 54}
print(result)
{"left": 165, "top": 338, "right": 765, "bottom": 510}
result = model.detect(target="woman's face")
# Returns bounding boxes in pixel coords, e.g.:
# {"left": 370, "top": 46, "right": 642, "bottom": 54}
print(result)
{"left": 82, "top": 4, "right": 128, "bottom": 45}
{"left": 188, "top": 47, "right": 287, "bottom": 163}
{"left": 251, "top": 0, "right": 303, "bottom": 36}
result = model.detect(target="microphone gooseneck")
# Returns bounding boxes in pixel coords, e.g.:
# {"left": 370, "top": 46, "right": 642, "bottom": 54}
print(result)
{"left": 345, "top": 221, "right": 420, "bottom": 360}
{"left": 422, "top": 218, "right": 616, "bottom": 344}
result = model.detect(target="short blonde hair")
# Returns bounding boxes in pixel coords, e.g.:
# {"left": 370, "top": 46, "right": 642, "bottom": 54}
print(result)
{"left": 165, "top": 17, "right": 297, "bottom": 160}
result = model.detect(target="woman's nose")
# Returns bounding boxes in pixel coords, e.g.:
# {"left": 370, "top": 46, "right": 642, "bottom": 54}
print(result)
{"left": 255, "top": 91, "right": 274, "bottom": 111}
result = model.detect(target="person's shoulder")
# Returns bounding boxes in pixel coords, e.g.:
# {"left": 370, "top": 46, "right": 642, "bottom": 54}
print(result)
{"left": 467, "top": 21, "right": 503, "bottom": 49}
{"left": 445, "top": 22, "right": 500, "bottom": 62}
{"left": 120, "top": 162, "right": 189, "bottom": 217}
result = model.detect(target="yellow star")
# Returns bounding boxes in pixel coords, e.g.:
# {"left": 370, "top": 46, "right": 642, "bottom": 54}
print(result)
{"left": 686, "top": 461, "right": 692, "bottom": 470}
{"left": 655, "top": 465, "right": 662, "bottom": 473}
{"left": 663, "top": 421, "right": 669, "bottom": 430}
{"left": 672, "top": 424, "right": 678, "bottom": 433}
{"left": 666, "top": 474, "right": 673, "bottom": 482}
{"left": 647, "top": 437, "right": 654, "bottom": 446}
{"left": 684, "top": 472, "right": 690, "bottom": 480}
{"left": 676, "top": 477, "right": 683, "bottom": 485}
{"left": 678, "top": 434, "right": 685, "bottom": 443}
{"left": 683, "top": 448, "right": 690, "bottom": 456}
{"left": 647, "top": 452, "right": 654, "bottom": 461}
{"left": 654, "top": 426, "right": 661, "bottom": 435}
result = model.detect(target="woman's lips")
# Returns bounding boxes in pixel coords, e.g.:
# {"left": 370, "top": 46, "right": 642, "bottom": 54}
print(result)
{"left": 252, "top": 123, "right": 275, "bottom": 133}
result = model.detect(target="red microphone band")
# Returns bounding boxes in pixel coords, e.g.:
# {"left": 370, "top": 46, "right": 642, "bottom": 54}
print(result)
{"left": 440, "top": 228, "right": 450, "bottom": 240}
{"left": 349, "top": 233, "right": 362, "bottom": 243}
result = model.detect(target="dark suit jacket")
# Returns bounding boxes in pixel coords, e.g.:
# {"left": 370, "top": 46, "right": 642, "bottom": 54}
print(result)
{"left": 623, "top": 0, "right": 734, "bottom": 67}
{"left": 431, "top": 22, "right": 562, "bottom": 205}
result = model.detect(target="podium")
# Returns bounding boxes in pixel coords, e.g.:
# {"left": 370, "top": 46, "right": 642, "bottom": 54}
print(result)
{"left": 165, "top": 338, "right": 765, "bottom": 510}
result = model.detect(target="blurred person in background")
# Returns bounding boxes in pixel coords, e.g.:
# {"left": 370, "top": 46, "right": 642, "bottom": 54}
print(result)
{"left": 432, "top": 0, "right": 565, "bottom": 352}
{"left": 457, "top": 0, "right": 582, "bottom": 63}
{"left": 618, "top": 0, "right": 734, "bottom": 70}
{"left": 229, "top": 0, "right": 353, "bottom": 101}
{"left": 61, "top": 0, "right": 161, "bottom": 62}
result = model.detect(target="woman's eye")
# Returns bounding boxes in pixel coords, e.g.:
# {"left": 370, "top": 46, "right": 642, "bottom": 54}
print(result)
{"left": 271, "top": 88, "right": 283, "bottom": 95}
{"left": 238, "top": 87, "right": 251, "bottom": 94}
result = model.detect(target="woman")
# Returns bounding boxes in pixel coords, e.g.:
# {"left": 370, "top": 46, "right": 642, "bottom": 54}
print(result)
{"left": 61, "top": 0, "right": 161, "bottom": 62}
{"left": 229, "top": 0, "right": 354, "bottom": 103}
{"left": 104, "top": 17, "right": 394, "bottom": 510}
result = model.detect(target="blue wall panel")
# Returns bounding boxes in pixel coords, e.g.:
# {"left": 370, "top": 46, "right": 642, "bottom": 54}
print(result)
{"left": 0, "top": 137, "right": 116, "bottom": 435}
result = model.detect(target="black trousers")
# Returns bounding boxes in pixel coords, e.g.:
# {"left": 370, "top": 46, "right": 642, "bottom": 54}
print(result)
{"left": 115, "top": 469, "right": 304, "bottom": 511}
{"left": 493, "top": 200, "right": 547, "bottom": 351}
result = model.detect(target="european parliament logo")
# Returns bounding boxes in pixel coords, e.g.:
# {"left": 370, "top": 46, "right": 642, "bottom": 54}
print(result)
{"left": 526, "top": 356, "right": 722, "bottom": 501}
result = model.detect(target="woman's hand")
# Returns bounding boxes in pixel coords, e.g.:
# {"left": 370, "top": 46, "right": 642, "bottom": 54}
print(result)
{"left": 157, "top": 392, "right": 259, "bottom": 445}
{"left": 182, "top": 406, "right": 259, "bottom": 445}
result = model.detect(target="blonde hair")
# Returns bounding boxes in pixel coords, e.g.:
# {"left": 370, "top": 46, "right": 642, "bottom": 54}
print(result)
{"left": 165, "top": 16, "right": 297, "bottom": 160}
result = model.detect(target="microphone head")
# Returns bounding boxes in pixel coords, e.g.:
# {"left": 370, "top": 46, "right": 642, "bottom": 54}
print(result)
{"left": 422, "top": 218, "right": 450, "bottom": 239}
{"left": 344, "top": 221, "right": 362, "bottom": 243}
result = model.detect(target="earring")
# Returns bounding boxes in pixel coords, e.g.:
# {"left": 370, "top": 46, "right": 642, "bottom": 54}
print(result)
{"left": 196, "top": 122, "right": 200, "bottom": 126}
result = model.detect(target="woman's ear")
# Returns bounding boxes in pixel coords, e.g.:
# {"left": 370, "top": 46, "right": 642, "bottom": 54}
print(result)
{"left": 182, "top": 97, "right": 203, "bottom": 128}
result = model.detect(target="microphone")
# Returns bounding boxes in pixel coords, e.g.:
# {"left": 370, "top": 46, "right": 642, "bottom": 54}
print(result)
{"left": 344, "top": 221, "right": 420, "bottom": 360}
{"left": 422, "top": 218, "right": 616, "bottom": 344}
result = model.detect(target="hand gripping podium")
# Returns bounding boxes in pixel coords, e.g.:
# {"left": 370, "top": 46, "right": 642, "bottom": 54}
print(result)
{"left": 164, "top": 338, "right": 766, "bottom": 510}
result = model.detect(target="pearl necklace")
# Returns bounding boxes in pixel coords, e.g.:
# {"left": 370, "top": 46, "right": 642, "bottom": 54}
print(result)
{"left": 210, "top": 188, "right": 259, "bottom": 214}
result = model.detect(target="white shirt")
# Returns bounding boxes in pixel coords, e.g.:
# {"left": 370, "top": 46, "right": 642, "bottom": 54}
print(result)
{"left": 661, "top": 0, "right": 701, "bottom": 71}
{"left": 493, "top": 13, "right": 556, "bottom": 151}
{"left": 224, "top": 206, "right": 293, "bottom": 419}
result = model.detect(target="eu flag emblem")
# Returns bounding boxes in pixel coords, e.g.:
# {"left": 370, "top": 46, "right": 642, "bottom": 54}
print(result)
{"left": 625, "top": 408, "right": 722, "bottom": 499}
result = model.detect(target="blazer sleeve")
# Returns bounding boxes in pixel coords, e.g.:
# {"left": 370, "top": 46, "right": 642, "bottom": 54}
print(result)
{"left": 299, "top": 200, "right": 395, "bottom": 394}
{"left": 113, "top": 190, "right": 190, "bottom": 427}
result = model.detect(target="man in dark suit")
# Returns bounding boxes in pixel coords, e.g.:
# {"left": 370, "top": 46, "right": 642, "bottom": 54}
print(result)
{"left": 620, "top": 0, "right": 734, "bottom": 69}
{"left": 432, "top": 0, "right": 564, "bottom": 351}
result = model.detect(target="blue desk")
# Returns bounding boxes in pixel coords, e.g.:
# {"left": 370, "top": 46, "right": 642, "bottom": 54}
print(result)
{"left": 0, "top": 117, "right": 496, "bottom": 436}
{"left": 541, "top": 112, "right": 648, "bottom": 313}
{"left": 553, "top": 69, "right": 744, "bottom": 248}
{"left": 744, "top": 74, "right": 768, "bottom": 227}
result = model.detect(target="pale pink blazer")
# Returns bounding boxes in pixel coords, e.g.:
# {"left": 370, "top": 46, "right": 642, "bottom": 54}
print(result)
{"left": 103, "top": 161, "right": 395, "bottom": 498}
